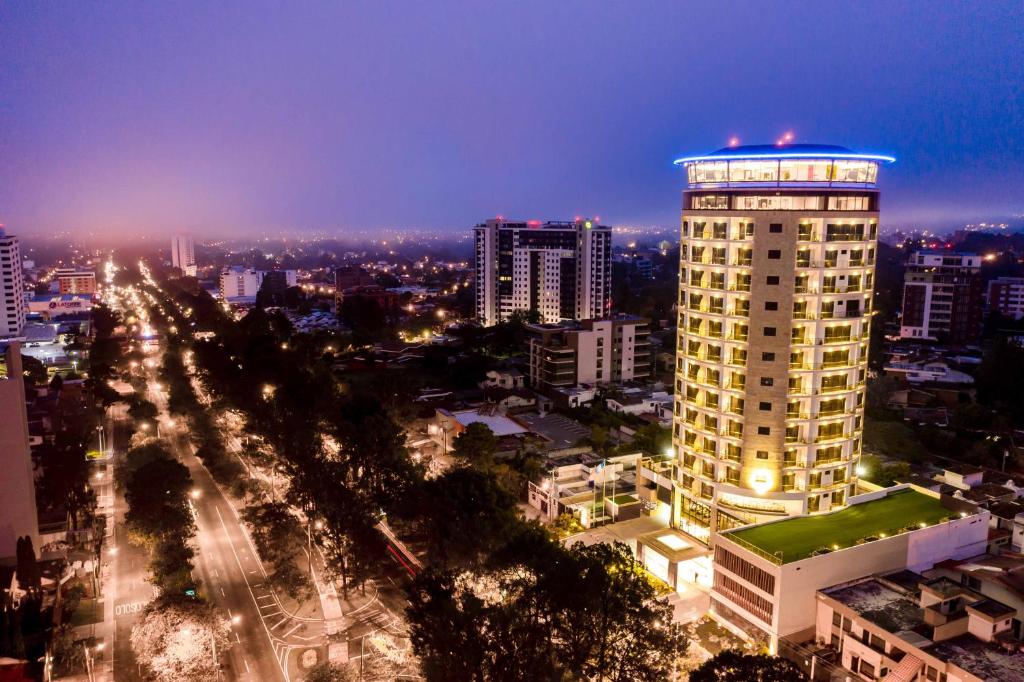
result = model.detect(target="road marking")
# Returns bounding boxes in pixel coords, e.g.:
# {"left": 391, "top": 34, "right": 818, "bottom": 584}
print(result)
{"left": 243, "top": 658, "right": 250, "bottom": 672}
{"left": 214, "top": 506, "right": 288, "bottom": 681}
{"left": 221, "top": 587, "right": 226, "bottom": 597}
{"left": 283, "top": 623, "right": 303, "bottom": 637}
{"left": 256, "top": 594, "right": 274, "bottom": 602}
{"left": 271, "top": 616, "right": 289, "bottom": 630}
{"left": 236, "top": 633, "right": 242, "bottom": 644}
{"left": 115, "top": 601, "right": 148, "bottom": 616}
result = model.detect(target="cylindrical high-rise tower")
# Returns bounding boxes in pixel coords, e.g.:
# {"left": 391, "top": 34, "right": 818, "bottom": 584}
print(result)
{"left": 671, "top": 143, "right": 894, "bottom": 542}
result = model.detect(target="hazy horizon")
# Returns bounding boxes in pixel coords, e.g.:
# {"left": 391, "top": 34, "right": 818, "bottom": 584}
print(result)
{"left": 2, "top": 2, "right": 1022, "bottom": 237}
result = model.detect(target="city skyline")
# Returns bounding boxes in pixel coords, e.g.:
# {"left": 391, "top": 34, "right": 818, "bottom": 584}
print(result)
{"left": 2, "top": 2, "right": 1023, "bottom": 236}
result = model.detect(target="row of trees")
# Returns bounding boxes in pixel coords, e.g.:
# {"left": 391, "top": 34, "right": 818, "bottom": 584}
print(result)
{"left": 146, "top": 270, "right": 772, "bottom": 680}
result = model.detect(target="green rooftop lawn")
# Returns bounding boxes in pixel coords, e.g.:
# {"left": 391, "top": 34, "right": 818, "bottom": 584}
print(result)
{"left": 725, "top": 489, "right": 953, "bottom": 564}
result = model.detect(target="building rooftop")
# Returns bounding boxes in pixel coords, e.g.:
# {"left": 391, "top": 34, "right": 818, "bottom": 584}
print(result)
{"left": 723, "top": 489, "right": 958, "bottom": 564}
{"left": 824, "top": 577, "right": 925, "bottom": 633}
{"left": 441, "top": 408, "right": 528, "bottom": 437}
{"left": 674, "top": 143, "right": 896, "bottom": 165}
{"left": 929, "top": 634, "right": 1023, "bottom": 681}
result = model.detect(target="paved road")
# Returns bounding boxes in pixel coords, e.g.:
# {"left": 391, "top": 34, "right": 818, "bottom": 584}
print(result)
{"left": 108, "top": 401, "right": 154, "bottom": 682}
{"left": 146, "top": 378, "right": 292, "bottom": 682}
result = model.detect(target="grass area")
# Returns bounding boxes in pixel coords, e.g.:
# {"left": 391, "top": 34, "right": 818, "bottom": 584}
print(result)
{"left": 609, "top": 493, "right": 638, "bottom": 505}
{"left": 725, "top": 489, "right": 953, "bottom": 564}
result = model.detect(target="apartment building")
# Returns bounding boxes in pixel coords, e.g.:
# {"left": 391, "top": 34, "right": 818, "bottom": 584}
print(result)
{"left": 987, "top": 276, "right": 1024, "bottom": 320}
{"left": 900, "top": 252, "right": 983, "bottom": 345}
{"left": 663, "top": 143, "right": 892, "bottom": 542}
{"left": 53, "top": 268, "right": 97, "bottom": 295}
{"left": 527, "top": 316, "right": 651, "bottom": 390}
{"left": 0, "top": 227, "right": 27, "bottom": 338}
{"left": 474, "top": 218, "right": 611, "bottom": 326}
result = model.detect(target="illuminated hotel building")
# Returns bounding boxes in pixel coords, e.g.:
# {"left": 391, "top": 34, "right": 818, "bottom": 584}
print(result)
{"left": 670, "top": 144, "right": 894, "bottom": 542}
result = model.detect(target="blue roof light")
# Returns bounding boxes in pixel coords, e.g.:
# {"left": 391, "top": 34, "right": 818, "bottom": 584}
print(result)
{"left": 674, "top": 143, "right": 896, "bottom": 165}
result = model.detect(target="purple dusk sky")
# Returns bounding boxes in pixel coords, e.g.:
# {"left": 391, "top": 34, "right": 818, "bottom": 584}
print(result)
{"left": 1, "top": 2, "right": 1022, "bottom": 236}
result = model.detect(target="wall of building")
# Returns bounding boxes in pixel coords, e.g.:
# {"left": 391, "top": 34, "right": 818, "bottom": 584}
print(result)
{"left": 0, "top": 343, "right": 39, "bottom": 560}
{"left": 713, "top": 506, "right": 990, "bottom": 648}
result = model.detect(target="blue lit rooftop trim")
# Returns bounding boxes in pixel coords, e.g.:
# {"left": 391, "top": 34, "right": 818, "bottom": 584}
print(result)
{"left": 674, "top": 143, "right": 895, "bottom": 165}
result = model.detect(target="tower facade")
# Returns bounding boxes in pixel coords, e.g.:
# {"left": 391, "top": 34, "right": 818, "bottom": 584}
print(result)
{"left": 671, "top": 144, "right": 893, "bottom": 542}
{"left": 474, "top": 219, "right": 611, "bottom": 326}
{"left": 0, "top": 227, "right": 26, "bottom": 338}
{"left": 171, "top": 234, "right": 197, "bottom": 276}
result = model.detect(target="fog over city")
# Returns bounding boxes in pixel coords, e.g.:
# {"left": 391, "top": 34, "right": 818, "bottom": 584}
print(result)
{"left": 2, "top": 2, "right": 1022, "bottom": 237}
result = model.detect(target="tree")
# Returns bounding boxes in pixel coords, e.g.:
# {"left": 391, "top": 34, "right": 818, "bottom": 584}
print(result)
{"left": 340, "top": 295, "right": 385, "bottom": 343}
{"left": 131, "top": 598, "right": 231, "bottom": 682}
{"left": 451, "top": 422, "right": 498, "bottom": 466}
{"left": 20, "top": 354, "right": 47, "bottom": 385}
{"left": 407, "top": 536, "right": 688, "bottom": 682}
{"left": 125, "top": 452, "right": 194, "bottom": 548}
{"left": 858, "top": 454, "right": 910, "bottom": 487}
{"left": 303, "top": 661, "right": 358, "bottom": 682}
{"left": 241, "top": 501, "right": 311, "bottom": 599}
{"left": 149, "top": 535, "right": 196, "bottom": 595}
{"left": 689, "top": 651, "right": 804, "bottom": 681}
{"left": 15, "top": 537, "right": 41, "bottom": 591}
{"left": 418, "top": 467, "right": 521, "bottom": 567}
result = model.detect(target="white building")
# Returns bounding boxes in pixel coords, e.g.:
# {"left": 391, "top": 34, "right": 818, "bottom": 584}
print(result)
{"left": 707, "top": 485, "right": 986, "bottom": 652}
{"left": 0, "top": 227, "right": 27, "bottom": 337}
{"left": 171, "top": 234, "right": 197, "bottom": 276}
{"left": 218, "top": 267, "right": 297, "bottom": 302}
{"left": 527, "top": 316, "right": 651, "bottom": 390}
{"left": 817, "top": 571, "right": 1021, "bottom": 682}
{"left": 474, "top": 218, "right": 611, "bottom": 326}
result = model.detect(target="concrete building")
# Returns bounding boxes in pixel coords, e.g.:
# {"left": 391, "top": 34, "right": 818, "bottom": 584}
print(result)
{"left": 0, "top": 227, "right": 27, "bottom": 338}
{"left": 900, "top": 252, "right": 983, "bottom": 345}
{"left": 817, "top": 570, "right": 1022, "bottom": 682}
{"left": 662, "top": 143, "right": 892, "bottom": 541}
{"left": 28, "top": 294, "right": 93, "bottom": 320}
{"left": 708, "top": 486, "right": 984, "bottom": 651}
{"left": 474, "top": 218, "right": 611, "bottom": 326}
{"left": 987, "top": 276, "right": 1024, "bottom": 320}
{"left": 218, "top": 267, "right": 297, "bottom": 303}
{"left": 0, "top": 342, "right": 40, "bottom": 561}
{"left": 171, "top": 234, "right": 197, "bottom": 276}
{"left": 52, "top": 268, "right": 97, "bottom": 295}
{"left": 527, "top": 316, "right": 651, "bottom": 390}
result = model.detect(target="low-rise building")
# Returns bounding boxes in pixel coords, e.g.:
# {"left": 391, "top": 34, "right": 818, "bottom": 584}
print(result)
{"left": 527, "top": 316, "right": 651, "bottom": 391}
{"left": 605, "top": 388, "right": 673, "bottom": 424}
{"left": 710, "top": 486, "right": 986, "bottom": 651}
{"left": 27, "top": 294, "right": 93, "bottom": 320}
{"left": 219, "top": 267, "right": 297, "bottom": 302}
{"left": 52, "top": 268, "right": 97, "bottom": 295}
{"left": 480, "top": 369, "right": 525, "bottom": 390}
{"left": 816, "top": 571, "right": 1023, "bottom": 682}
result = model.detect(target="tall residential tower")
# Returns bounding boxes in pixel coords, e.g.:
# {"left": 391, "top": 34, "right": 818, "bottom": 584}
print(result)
{"left": 171, "top": 233, "right": 197, "bottom": 276}
{"left": 0, "top": 227, "right": 27, "bottom": 338}
{"left": 670, "top": 144, "right": 893, "bottom": 542}
{"left": 474, "top": 219, "right": 611, "bottom": 326}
